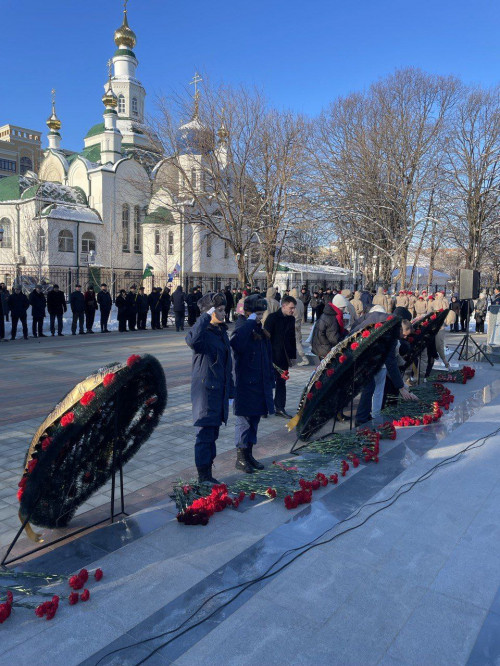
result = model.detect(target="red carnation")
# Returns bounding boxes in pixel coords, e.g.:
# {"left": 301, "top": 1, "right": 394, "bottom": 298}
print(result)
{"left": 60, "top": 412, "right": 75, "bottom": 427}
{"left": 103, "top": 373, "right": 115, "bottom": 387}
{"left": 69, "top": 575, "right": 84, "bottom": 590}
{"left": 17, "top": 488, "right": 24, "bottom": 502}
{"left": 127, "top": 354, "right": 141, "bottom": 367}
{"left": 387, "top": 315, "right": 394, "bottom": 320}
{"left": 306, "top": 392, "right": 313, "bottom": 400}
{"left": 361, "top": 330, "right": 371, "bottom": 338}
{"left": 339, "top": 354, "right": 347, "bottom": 364}
{"left": 408, "top": 336, "right": 414, "bottom": 343}
{"left": 80, "top": 390, "right": 96, "bottom": 407}
{"left": 329, "top": 473, "right": 338, "bottom": 484}
{"left": 422, "top": 321, "right": 429, "bottom": 327}
{"left": 326, "top": 368, "right": 335, "bottom": 377}
{"left": 80, "top": 589, "right": 90, "bottom": 602}
{"left": 250, "top": 492, "right": 256, "bottom": 500}
{"left": 430, "top": 314, "right": 437, "bottom": 320}
{"left": 69, "top": 592, "right": 79, "bottom": 605}
{"left": 18, "top": 476, "right": 27, "bottom": 489}
{"left": 41, "top": 436, "right": 52, "bottom": 451}
{"left": 314, "top": 381, "right": 322, "bottom": 390}
{"left": 415, "top": 329, "right": 421, "bottom": 335}
{"left": 351, "top": 342, "right": 359, "bottom": 351}
{"left": 374, "top": 322, "right": 383, "bottom": 329}
{"left": 79, "top": 569, "right": 89, "bottom": 583}
{"left": 94, "top": 568, "right": 103, "bottom": 581}
{"left": 27, "top": 459, "right": 37, "bottom": 474}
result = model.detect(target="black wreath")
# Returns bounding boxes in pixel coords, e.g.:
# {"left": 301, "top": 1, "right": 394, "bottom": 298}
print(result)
{"left": 401, "top": 309, "right": 449, "bottom": 370}
{"left": 19, "top": 354, "right": 167, "bottom": 528}
{"left": 293, "top": 317, "right": 401, "bottom": 441}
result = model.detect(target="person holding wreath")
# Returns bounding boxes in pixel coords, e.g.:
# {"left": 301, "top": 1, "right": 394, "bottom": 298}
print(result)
{"left": 230, "top": 294, "right": 275, "bottom": 474}
{"left": 186, "top": 292, "right": 234, "bottom": 484}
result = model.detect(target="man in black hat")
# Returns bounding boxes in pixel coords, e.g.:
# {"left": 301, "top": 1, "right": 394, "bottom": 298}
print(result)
{"left": 8, "top": 286, "right": 29, "bottom": 340}
{"left": 47, "top": 284, "right": 67, "bottom": 336}
{"left": 230, "top": 294, "right": 274, "bottom": 473}
{"left": 70, "top": 285, "right": 85, "bottom": 335}
{"left": 97, "top": 283, "right": 112, "bottom": 332}
{"left": 29, "top": 284, "right": 47, "bottom": 338}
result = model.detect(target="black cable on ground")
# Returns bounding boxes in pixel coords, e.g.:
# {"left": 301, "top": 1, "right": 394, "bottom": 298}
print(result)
{"left": 95, "top": 425, "right": 500, "bottom": 666}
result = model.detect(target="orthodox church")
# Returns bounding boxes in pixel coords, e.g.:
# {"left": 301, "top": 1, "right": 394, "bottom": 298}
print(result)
{"left": 0, "top": 5, "right": 239, "bottom": 289}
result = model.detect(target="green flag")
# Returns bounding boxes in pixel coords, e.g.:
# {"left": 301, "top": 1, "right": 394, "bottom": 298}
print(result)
{"left": 142, "top": 263, "right": 154, "bottom": 279}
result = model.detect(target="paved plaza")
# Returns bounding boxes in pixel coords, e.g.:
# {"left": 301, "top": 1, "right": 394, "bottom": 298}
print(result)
{"left": 1, "top": 328, "right": 500, "bottom": 665}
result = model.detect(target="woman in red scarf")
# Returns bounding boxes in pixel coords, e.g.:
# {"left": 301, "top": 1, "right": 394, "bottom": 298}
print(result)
{"left": 311, "top": 294, "right": 348, "bottom": 361}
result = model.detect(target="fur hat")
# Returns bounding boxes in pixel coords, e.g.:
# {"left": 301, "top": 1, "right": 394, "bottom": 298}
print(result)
{"left": 197, "top": 291, "right": 227, "bottom": 314}
{"left": 244, "top": 294, "right": 267, "bottom": 313}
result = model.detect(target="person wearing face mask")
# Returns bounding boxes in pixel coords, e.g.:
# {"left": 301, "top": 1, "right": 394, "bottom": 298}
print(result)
{"left": 230, "top": 294, "right": 274, "bottom": 474}
{"left": 186, "top": 292, "right": 234, "bottom": 484}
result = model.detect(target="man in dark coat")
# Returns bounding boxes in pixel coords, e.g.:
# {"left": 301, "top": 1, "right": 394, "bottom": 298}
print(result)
{"left": 160, "top": 286, "right": 171, "bottom": 328}
{"left": 97, "top": 283, "right": 112, "bottom": 333}
{"left": 84, "top": 285, "right": 98, "bottom": 333}
{"left": 47, "top": 284, "right": 67, "bottom": 336}
{"left": 115, "top": 289, "right": 128, "bottom": 332}
{"left": 0, "top": 286, "right": 4, "bottom": 340}
{"left": 186, "top": 287, "right": 198, "bottom": 326}
{"left": 29, "top": 285, "right": 47, "bottom": 338}
{"left": 137, "top": 286, "right": 149, "bottom": 329}
{"left": 264, "top": 295, "right": 297, "bottom": 418}
{"left": 360, "top": 289, "right": 373, "bottom": 312}
{"left": 311, "top": 294, "right": 349, "bottom": 360}
{"left": 231, "top": 294, "right": 274, "bottom": 473}
{"left": 491, "top": 286, "right": 500, "bottom": 306}
{"left": 299, "top": 286, "right": 311, "bottom": 323}
{"left": 126, "top": 285, "right": 138, "bottom": 331}
{"left": 70, "top": 285, "right": 85, "bottom": 335}
{"left": 172, "top": 285, "right": 186, "bottom": 331}
{"left": 0, "top": 283, "right": 9, "bottom": 323}
{"left": 148, "top": 287, "right": 161, "bottom": 330}
{"left": 224, "top": 285, "right": 234, "bottom": 323}
{"left": 186, "top": 292, "right": 233, "bottom": 483}
{"left": 8, "top": 286, "right": 29, "bottom": 340}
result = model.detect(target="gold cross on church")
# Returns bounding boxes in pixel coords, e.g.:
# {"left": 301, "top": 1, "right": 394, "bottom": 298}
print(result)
{"left": 190, "top": 72, "right": 203, "bottom": 97}
{"left": 51, "top": 88, "right": 56, "bottom": 105}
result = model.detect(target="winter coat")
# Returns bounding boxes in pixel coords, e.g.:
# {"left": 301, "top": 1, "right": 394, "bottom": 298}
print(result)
{"left": 290, "top": 288, "right": 304, "bottom": 335}
{"left": 414, "top": 298, "right": 427, "bottom": 316}
{"left": 0, "top": 288, "right": 9, "bottom": 315}
{"left": 186, "top": 292, "right": 198, "bottom": 310}
{"left": 126, "top": 291, "right": 138, "bottom": 315}
{"left": 299, "top": 289, "right": 311, "bottom": 306}
{"left": 47, "top": 289, "right": 67, "bottom": 315}
{"left": 7, "top": 292, "right": 29, "bottom": 317}
{"left": 395, "top": 294, "right": 409, "bottom": 308}
{"left": 460, "top": 299, "right": 473, "bottom": 317}
{"left": 371, "top": 287, "right": 390, "bottom": 312}
{"left": 230, "top": 316, "right": 275, "bottom": 417}
{"left": 97, "top": 290, "right": 112, "bottom": 312}
{"left": 137, "top": 293, "right": 149, "bottom": 313}
{"left": 492, "top": 293, "right": 500, "bottom": 306}
{"left": 29, "top": 290, "right": 46, "bottom": 318}
{"left": 360, "top": 290, "right": 373, "bottom": 311}
{"left": 186, "top": 313, "right": 234, "bottom": 427}
{"left": 115, "top": 294, "right": 127, "bottom": 314}
{"left": 351, "top": 291, "right": 364, "bottom": 318}
{"left": 84, "top": 290, "right": 98, "bottom": 312}
{"left": 70, "top": 290, "right": 85, "bottom": 314}
{"left": 224, "top": 290, "right": 234, "bottom": 310}
{"left": 474, "top": 296, "right": 488, "bottom": 317}
{"left": 172, "top": 287, "right": 186, "bottom": 312}
{"left": 160, "top": 290, "right": 171, "bottom": 310}
{"left": 432, "top": 293, "right": 449, "bottom": 311}
{"left": 311, "top": 304, "right": 345, "bottom": 359}
{"left": 262, "top": 287, "right": 280, "bottom": 324}
{"left": 450, "top": 299, "right": 461, "bottom": 316}
{"left": 264, "top": 308, "right": 296, "bottom": 370}
{"left": 148, "top": 291, "right": 160, "bottom": 311}
{"left": 408, "top": 295, "right": 417, "bottom": 316}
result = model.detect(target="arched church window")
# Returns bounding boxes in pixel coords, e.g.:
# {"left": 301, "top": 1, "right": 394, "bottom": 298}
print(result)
{"left": 133, "top": 206, "right": 142, "bottom": 253}
{"left": 37, "top": 228, "right": 46, "bottom": 252}
{"left": 132, "top": 98, "right": 138, "bottom": 116}
{"left": 154, "top": 230, "right": 160, "bottom": 255}
{"left": 122, "top": 204, "right": 130, "bottom": 252}
{"left": 20, "top": 156, "right": 33, "bottom": 175}
{"left": 81, "top": 232, "right": 96, "bottom": 253}
{"left": 58, "top": 229, "right": 74, "bottom": 252}
{"left": 118, "top": 95, "right": 125, "bottom": 114}
{"left": 168, "top": 231, "right": 174, "bottom": 255}
{"left": 0, "top": 218, "right": 12, "bottom": 248}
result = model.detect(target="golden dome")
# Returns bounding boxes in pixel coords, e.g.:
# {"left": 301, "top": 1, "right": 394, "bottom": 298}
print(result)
{"left": 114, "top": 9, "right": 136, "bottom": 49}
{"left": 102, "top": 84, "right": 118, "bottom": 109}
{"left": 46, "top": 107, "right": 61, "bottom": 132}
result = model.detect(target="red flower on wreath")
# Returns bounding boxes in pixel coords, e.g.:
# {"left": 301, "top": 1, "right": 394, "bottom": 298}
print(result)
{"left": 314, "top": 381, "right": 323, "bottom": 390}
{"left": 430, "top": 314, "right": 437, "bottom": 320}
{"left": 415, "top": 329, "right": 422, "bottom": 335}
{"left": 408, "top": 336, "right": 414, "bottom": 343}
{"left": 387, "top": 315, "right": 394, "bottom": 320}
{"left": 326, "top": 368, "right": 335, "bottom": 377}
{"left": 422, "top": 321, "right": 429, "bottom": 327}
{"left": 250, "top": 492, "right": 256, "bottom": 500}
{"left": 80, "top": 391, "right": 96, "bottom": 407}
{"left": 60, "top": 412, "right": 75, "bottom": 427}
{"left": 361, "top": 330, "right": 371, "bottom": 338}
{"left": 374, "top": 322, "right": 383, "bottom": 329}
{"left": 27, "top": 459, "right": 37, "bottom": 474}
{"left": 103, "top": 373, "right": 116, "bottom": 387}
{"left": 41, "top": 437, "right": 52, "bottom": 451}
{"left": 127, "top": 354, "right": 141, "bottom": 367}
{"left": 306, "top": 392, "right": 314, "bottom": 400}
{"left": 17, "top": 487, "right": 24, "bottom": 502}
{"left": 351, "top": 342, "right": 359, "bottom": 351}
{"left": 339, "top": 354, "right": 347, "bottom": 364}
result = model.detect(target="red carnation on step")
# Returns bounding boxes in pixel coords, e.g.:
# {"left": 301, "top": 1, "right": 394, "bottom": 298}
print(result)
{"left": 250, "top": 492, "right": 256, "bottom": 500}
{"left": 80, "top": 589, "right": 90, "bottom": 602}
{"left": 80, "top": 390, "right": 96, "bottom": 407}
{"left": 127, "top": 354, "right": 141, "bottom": 367}
{"left": 103, "top": 373, "right": 115, "bottom": 387}
{"left": 60, "top": 412, "right": 75, "bottom": 427}
{"left": 68, "top": 592, "right": 79, "bottom": 605}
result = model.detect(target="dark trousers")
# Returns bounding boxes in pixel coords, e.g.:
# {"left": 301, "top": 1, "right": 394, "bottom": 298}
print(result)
{"left": 71, "top": 312, "right": 85, "bottom": 334}
{"left": 225, "top": 307, "right": 232, "bottom": 323}
{"left": 452, "top": 320, "right": 459, "bottom": 332}
{"left": 175, "top": 311, "right": 185, "bottom": 331}
{"left": 32, "top": 316, "right": 44, "bottom": 337}
{"left": 137, "top": 312, "right": 147, "bottom": 329}
{"left": 161, "top": 307, "right": 170, "bottom": 328}
{"left": 274, "top": 369, "right": 287, "bottom": 411}
{"left": 460, "top": 315, "right": 468, "bottom": 331}
{"left": 0, "top": 313, "right": 3, "bottom": 339}
{"left": 151, "top": 309, "right": 161, "bottom": 330}
{"left": 50, "top": 313, "right": 63, "bottom": 335}
{"left": 11, "top": 315, "right": 28, "bottom": 339}
{"left": 118, "top": 313, "right": 127, "bottom": 332}
{"left": 303, "top": 305, "right": 308, "bottom": 323}
{"left": 311, "top": 308, "right": 318, "bottom": 323}
{"left": 187, "top": 307, "right": 196, "bottom": 327}
{"left": 475, "top": 315, "right": 485, "bottom": 333}
{"left": 128, "top": 313, "right": 136, "bottom": 330}
{"left": 235, "top": 415, "right": 261, "bottom": 447}
{"left": 85, "top": 309, "right": 96, "bottom": 332}
{"left": 195, "top": 425, "right": 220, "bottom": 468}
{"left": 100, "top": 309, "right": 110, "bottom": 332}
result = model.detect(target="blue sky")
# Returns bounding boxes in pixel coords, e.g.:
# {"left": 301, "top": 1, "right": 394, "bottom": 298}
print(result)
{"left": 1, "top": 0, "right": 499, "bottom": 152}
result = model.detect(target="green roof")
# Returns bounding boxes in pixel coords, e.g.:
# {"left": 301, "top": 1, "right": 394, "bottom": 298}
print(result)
{"left": 85, "top": 122, "right": 105, "bottom": 139}
{"left": 0, "top": 175, "right": 23, "bottom": 201}
{"left": 80, "top": 144, "right": 102, "bottom": 163}
{"left": 142, "top": 207, "right": 175, "bottom": 225}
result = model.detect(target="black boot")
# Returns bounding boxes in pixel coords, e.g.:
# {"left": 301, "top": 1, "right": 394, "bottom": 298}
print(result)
{"left": 197, "top": 465, "right": 220, "bottom": 485}
{"left": 248, "top": 445, "right": 264, "bottom": 470}
{"left": 235, "top": 448, "right": 255, "bottom": 474}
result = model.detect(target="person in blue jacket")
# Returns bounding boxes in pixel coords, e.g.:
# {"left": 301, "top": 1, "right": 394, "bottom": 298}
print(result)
{"left": 186, "top": 291, "right": 233, "bottom": 484}
{"left": 230, "top": 294, "right": 275, "bottom": 474}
